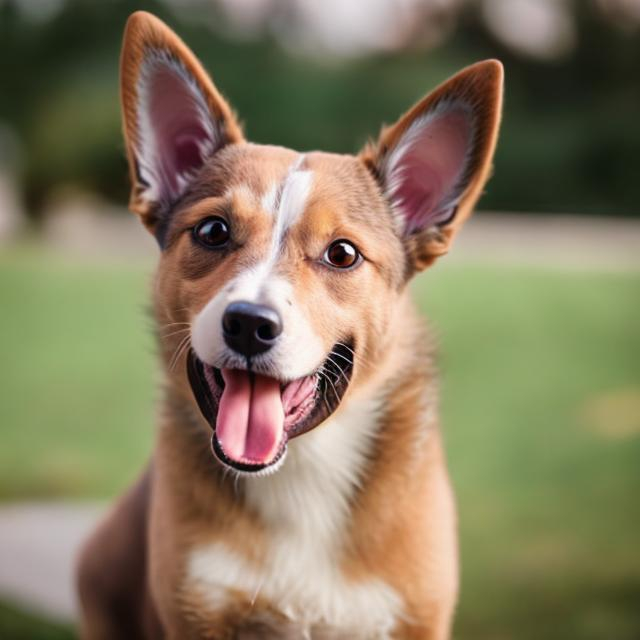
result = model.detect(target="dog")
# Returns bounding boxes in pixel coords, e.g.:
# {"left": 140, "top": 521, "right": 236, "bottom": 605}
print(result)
{"left": 76, "top": 11, "right": 502, "bottom": 639}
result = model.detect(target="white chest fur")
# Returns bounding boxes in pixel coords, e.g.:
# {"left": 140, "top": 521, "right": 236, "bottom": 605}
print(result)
{"left": 185, "top": 396, "right": 403, "bottom": 638}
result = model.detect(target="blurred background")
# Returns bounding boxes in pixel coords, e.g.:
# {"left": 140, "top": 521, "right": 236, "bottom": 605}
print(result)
{"left": 0, "top": 0, "right": 639, "bottom": 638}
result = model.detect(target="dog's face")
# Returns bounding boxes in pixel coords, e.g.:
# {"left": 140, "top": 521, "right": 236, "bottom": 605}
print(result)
{"left": 120, "top": 12, "right": 502, "bottom": 475}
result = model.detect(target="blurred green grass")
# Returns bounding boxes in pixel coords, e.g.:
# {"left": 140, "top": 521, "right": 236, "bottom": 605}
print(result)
{"left": 0, "top": 601, "right": 72, "bottom": 640}
{"left": 0, "top": 246, "right": 156, "bottom": 499}
{"left": 1, "top": 246, "right": 639, "bottom": 638}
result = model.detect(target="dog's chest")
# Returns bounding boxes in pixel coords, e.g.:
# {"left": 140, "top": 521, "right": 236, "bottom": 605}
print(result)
{"left": 185, "top": 534, "right": 400, "bottom": 638}
{"left": 183, "top": 401, "right": 403, "bottom": 638}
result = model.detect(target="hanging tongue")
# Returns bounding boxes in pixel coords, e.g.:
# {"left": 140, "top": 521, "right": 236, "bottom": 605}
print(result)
{"left": 216, "top": 369, "right": 284, "bottom": 464}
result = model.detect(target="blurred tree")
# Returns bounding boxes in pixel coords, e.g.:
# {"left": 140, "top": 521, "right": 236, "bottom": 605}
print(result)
{"left": 0, "top": 0, "right": 638, "bottom": 219}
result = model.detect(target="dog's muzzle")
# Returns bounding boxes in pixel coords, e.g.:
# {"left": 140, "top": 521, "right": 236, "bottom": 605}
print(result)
{"left": 187, "top": 341, "right": 355, "bottom": 474}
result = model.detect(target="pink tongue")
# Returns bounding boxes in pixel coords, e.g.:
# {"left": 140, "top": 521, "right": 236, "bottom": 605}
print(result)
{"left": 216, "top": 369, "right": 284, "bottom": 464}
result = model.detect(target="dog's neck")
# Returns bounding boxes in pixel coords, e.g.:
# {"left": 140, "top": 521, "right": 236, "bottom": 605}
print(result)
{"left": 243, "top": 389, "right": 384, "bottom": 546}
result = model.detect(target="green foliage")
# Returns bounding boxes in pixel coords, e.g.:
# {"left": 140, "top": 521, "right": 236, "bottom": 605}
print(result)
{"left": 1, "top": 0, "right": 639, "bottom": 217}
{"left": 1, "top": 247, "right": 639, "bottom": 637}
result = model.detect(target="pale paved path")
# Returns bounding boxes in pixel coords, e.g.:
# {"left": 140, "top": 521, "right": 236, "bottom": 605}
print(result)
{"left": 451, "top": 213, "right": 640, "bottom": 270}
{"left": 0, "top": 502, "right": 105, "bottom": 622}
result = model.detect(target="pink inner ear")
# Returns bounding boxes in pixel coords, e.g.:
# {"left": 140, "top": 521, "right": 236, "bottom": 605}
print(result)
{"left": 146, "top": 65, "right": 214, "bottom": 200}
{"left": 389, "top": 109, "right": 471, "bottom": 233}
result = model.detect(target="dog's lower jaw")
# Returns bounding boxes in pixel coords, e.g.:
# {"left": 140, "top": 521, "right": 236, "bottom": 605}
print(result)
{"left": 186, "top": 341, "right": 356, "bottom": 476}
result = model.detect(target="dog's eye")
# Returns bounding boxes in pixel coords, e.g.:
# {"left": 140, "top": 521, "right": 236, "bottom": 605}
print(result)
{"left": 193, "top": 217, "right": 230, "bottom": 248}
{"left": 323, "top": 240, "right": 360, "bottom": 269}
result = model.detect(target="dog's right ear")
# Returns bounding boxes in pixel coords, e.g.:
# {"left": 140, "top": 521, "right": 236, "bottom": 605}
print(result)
{"left": 120, "top": 11, "right": 244, "bottom": 236}
{"left": 360, "top": 60, "right": 503, "bottom": 272}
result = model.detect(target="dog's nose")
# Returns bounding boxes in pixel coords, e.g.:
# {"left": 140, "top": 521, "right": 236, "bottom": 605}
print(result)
{"left": 222, "top": 301, "right": 283, "bottom": 357}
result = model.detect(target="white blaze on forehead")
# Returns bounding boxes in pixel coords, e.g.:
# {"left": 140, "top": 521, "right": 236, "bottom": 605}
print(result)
{"left": 275, "top": 156, "right": 313, "bottom": 231}
{"left": 263, "top": 155, "right": 313, "bottom": 249}
{"left": 191, "top": 155, "right": 323, "bottom": 379}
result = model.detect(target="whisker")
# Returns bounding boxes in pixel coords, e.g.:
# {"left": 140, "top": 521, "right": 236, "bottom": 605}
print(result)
{"left": 334, "top": 341, "right": 356, "bottom": 355}
{"left": 328, "top": 350, "right": 353, "bottom": 366}
{"left": 324, "top": 354, "right": 350, "bottom": 385}
{"left": 334, "top": 341, "right": 374, "bottom": 368}
{"left": 316, "top": 367, "right": 341, "bottom": 405}
{"left": 315, "top": 370, "right": 334, "bottom": 413}
{"left": 160, "top": 328, "right": 191, "bottom": 339}
{"left": 169, "top": 334, "right": 192, "bottom": 371}
{"left": 173, "top": 340, "right": 192, "bottom": 371}
{"left": 159, "top": 321, "right": 192, "bottom": 329}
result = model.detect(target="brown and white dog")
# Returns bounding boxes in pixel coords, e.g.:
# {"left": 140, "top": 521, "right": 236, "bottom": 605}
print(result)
{"left": 76, "top": 11, "right": 502, "bottom": 640}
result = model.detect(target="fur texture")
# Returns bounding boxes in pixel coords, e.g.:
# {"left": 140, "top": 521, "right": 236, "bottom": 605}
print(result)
{"left": 76, "top": 11, "right": 503, "bottom": 640}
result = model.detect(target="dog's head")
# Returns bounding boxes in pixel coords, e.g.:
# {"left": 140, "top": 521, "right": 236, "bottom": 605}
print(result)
{"left": 120, "top": 12, "right": 503, "bottom": 475}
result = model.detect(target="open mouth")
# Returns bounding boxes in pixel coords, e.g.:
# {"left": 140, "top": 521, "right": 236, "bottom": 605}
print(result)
{"left": 187, "top": 342, "right": 355, "bottom": 474}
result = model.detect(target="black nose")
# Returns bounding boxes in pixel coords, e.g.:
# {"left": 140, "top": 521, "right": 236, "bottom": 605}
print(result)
{"left": 222, "top": 301, "right": 283, "bottom": 358}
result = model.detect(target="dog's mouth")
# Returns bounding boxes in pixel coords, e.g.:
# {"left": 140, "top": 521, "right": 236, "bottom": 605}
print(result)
{"left": 187, "top": 342, "right": 354, "bottom": 474}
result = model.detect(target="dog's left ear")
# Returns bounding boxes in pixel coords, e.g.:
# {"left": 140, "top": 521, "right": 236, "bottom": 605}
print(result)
{"left": 361, "top": 60, "right": 503, "bottom": 271}
{"left": 120, "top": 11, "right": 244, "bottom": 235}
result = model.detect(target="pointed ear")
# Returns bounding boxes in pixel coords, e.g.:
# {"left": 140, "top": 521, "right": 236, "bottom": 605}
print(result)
{"left": 120, "top": 11, "right": 244, "bottom": 234}
{"left": 361, "top": 60, "right": 503, "bottom": 271}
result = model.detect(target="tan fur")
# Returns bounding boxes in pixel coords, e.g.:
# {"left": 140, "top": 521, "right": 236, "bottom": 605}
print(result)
{"left": 77, "top": 11, "right": 503, "bottom": 639}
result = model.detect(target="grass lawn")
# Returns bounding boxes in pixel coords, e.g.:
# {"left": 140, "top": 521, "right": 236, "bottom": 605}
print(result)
{"left": 1, "top": 245, "right": 639, "bottom": 639}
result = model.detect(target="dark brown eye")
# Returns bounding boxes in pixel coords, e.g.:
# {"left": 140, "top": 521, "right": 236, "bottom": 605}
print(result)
{"left": 323, "top": 240, "right": 360, "bottom": 269}
{"left": 193, "top": 217, "right": 230, "bottom": 248}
